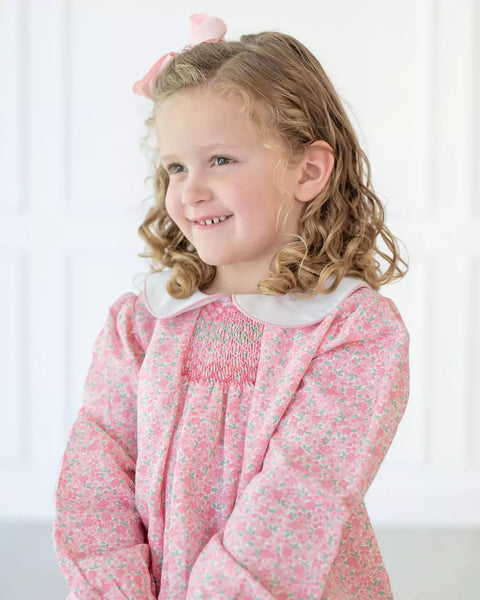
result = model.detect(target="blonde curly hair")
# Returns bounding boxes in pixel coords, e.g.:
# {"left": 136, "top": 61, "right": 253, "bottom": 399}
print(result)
{"left": 138, "top": 31, "right": 408, "bottom": 298}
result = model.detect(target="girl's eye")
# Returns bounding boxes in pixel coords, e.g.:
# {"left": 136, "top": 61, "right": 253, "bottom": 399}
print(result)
{"left": 167, "top": 164, "right": 185, "bottom": 175}
{"left": 166, "top": 156, "right": 234, "bottom": 174}
{"left": 213, "top": 156, "right": 234, "bottom": 166}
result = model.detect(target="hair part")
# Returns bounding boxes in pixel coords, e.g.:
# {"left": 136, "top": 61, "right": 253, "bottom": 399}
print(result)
{"left": 138, "top": 31, "right": 408, "bottom": 298}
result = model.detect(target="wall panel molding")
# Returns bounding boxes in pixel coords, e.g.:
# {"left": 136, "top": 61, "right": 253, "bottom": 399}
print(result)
{"left": 471, "top": 259, "right": 480, "bottom": 467}
{"left": 0, "top": 252, "right": 27, "bottom": 465}
{"left": 0, "top": 0, "right": 25, "bottom": 212}
{"left": 472, "top": 0, "right": 480, "bottom": 218}
{"left": 430, "top": 0, "right": 476, "bottom": 219}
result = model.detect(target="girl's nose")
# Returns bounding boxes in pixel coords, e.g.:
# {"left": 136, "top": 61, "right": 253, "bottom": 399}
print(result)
{"left": 181, "top": 175, "right": 213, "bottom": 206}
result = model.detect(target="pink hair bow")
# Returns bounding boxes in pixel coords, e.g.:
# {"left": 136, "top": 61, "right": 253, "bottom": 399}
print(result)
{"left": 132, "top": 13, "right": 227, "bottom": 100}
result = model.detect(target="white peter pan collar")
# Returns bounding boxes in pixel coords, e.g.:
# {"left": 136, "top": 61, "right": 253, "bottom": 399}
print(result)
{"left": 143, "top": 270, "right": 369, "bottom": 328}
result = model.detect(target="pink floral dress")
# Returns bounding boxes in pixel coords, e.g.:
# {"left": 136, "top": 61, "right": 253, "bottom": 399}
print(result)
{"left": 53, "top": 271, "right": 410, "bottom": 599}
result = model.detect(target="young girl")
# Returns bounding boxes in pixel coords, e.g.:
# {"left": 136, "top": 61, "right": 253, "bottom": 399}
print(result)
{"left": 54, "top": 13, "right": 409, "bottom": 600}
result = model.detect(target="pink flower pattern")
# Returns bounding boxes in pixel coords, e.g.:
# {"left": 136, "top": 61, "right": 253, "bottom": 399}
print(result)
{"left": 53, "top": 283, "right": 409, "bottom": 599}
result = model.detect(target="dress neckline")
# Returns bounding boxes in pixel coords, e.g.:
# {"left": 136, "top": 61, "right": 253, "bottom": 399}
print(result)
{"left": 143, "top": 270, "right": 370, "bottom": 328}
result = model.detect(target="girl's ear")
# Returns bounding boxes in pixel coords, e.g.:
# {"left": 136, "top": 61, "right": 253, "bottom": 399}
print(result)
{"left": 294, "top": 140, "right": 335, "bottom": 202}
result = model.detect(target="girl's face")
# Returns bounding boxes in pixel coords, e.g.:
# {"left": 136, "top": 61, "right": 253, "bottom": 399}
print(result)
{"left": 154, "top": 89, "right": 304, "bottom": 293}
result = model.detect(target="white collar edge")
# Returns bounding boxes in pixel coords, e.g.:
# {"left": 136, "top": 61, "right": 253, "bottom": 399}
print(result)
{"left": 143, "top": 270, "right": 370, "bottom": 327}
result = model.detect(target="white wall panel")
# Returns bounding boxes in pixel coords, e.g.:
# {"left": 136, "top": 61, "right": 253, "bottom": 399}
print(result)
{"left": 0, "top": 0, "right": 23, "bottom": 211}
{"left": 379, "top": 258, "right": 430, "bottom": 466}
{"left": 428, "top": 259, "right": 471, "bottom": 467}
{"left": 0, "top": 0, "right": 479, "bottom": 524}
{"left": 472, "top": 259, "right": 480, "bottom": 467}
{"left": 63, "top": 251, "right": 147, "bottom": 429}
{"left": 337, "top": 0, "right": 433, "bottom": 220}
{"left": 0, "top": 253, "right": 26, "bottom": 468}
{"left": 67, "top": 2, "right": 154, "bottom": 210}
{"left": 367, "top": 465, "right": 480, "bottom": 526}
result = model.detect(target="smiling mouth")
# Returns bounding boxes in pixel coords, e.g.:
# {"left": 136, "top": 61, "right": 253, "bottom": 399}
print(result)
{"left": 194, "top": 215, "right": 232, "bottom": 226}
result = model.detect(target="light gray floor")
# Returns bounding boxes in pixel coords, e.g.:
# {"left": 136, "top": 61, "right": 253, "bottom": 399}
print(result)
{"left": 0, "top": 521, "right": 68, "bottom": 599}
{"left": 0, "top": 522, "right": 478, "bottom": 599}
{"left": 376, "top": 528, "right": 479, "bottom": 600}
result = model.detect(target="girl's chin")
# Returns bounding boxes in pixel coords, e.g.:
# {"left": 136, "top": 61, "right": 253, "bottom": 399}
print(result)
{"left": 197, "top": 256, "right": 228, "bottom": 267}
{"left": 191, "top": 245, "right": 233, "bottom": 267}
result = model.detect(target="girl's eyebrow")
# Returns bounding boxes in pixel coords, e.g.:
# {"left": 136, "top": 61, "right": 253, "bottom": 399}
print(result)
{"left": 160, "top": 143, "right": 242, "bottom": 161}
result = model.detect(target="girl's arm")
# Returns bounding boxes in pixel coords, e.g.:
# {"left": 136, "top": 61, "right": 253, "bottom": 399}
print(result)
{"left": 186, "top": 293, "right": 409, "bottom": 599}
{"left": 53, "top": 293, "right": 157, "bottom": 600}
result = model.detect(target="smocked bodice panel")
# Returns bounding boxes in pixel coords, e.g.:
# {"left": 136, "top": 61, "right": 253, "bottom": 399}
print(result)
{"left": 182, "top": 300, "right": 264, "bottom": 384}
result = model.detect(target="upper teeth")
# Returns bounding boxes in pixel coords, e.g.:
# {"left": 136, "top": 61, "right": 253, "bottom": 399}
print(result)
{"left": 198, "top": 216, "right": 228, "bottom": 225}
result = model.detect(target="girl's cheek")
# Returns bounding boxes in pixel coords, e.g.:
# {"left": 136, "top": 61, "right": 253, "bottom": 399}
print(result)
{"left": 165, "top": 191, "right": 188, "bottom": 236}
{"left": 164, "top": 190, "right": 176, "bottom": 219}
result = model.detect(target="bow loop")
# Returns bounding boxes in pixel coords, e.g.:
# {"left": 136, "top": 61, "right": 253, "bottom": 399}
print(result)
{"left": 133, "top": 13, "right": 227, "bottom": 100}
{"left": 132, "top": 52, "right": 175, "bottom": 98}
{"left": 189, "top": 14, "right": 227, "bottom": 45}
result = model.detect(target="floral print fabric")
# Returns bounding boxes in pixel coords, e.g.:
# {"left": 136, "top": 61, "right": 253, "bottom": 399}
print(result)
{"left": 53, "top": 282, "right": 409, "bottom": 599}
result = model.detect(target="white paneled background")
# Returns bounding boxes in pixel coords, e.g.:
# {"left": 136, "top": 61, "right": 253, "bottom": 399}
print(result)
{"left": 1, "top": 0, "right": 479, "bottom": 597}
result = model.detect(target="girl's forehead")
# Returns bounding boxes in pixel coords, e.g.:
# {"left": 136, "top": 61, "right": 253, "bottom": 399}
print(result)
{"left": 154, "top": 88, "right": 281, "bottom": 152}
{"left": 155, "top": 88, "right": 253, "bottom": 120}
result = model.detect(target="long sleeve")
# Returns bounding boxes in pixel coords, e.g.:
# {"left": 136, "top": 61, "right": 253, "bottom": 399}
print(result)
{"left": 53, "top": 292, "right": 157, "bottom": 600}
{"left": 186, "top": 292, "right": 409, "bottom": 599}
